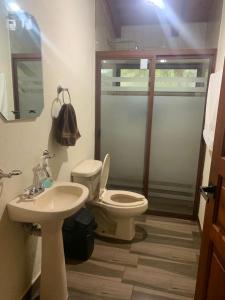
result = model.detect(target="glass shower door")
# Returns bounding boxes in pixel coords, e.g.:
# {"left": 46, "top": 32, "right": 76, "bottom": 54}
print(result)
{"left": 148, "top": 58, "right": 210, "bottom": 216}
{"left": 100, "top": 59, "right": 152, "bottom": 194}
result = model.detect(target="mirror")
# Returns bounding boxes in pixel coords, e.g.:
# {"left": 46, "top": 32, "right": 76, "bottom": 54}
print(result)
{"left": 0, "top": 1, "right": 44, "bottom": 121}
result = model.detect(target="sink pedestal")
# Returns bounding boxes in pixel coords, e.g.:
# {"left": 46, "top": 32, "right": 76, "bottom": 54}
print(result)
{"left": 7, "top": 182, "right": 89, "bottom": 300}
{"left": 40, "top": 221, "right": 68, "bottom": 300}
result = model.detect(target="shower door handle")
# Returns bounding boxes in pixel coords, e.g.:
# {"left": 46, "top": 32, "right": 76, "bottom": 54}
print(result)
{"left": 200, "top": 185, "right": 216, "bottom": 202}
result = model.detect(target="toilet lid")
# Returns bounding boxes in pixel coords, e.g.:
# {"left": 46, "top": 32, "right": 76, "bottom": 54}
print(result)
{"left": 100, "top": 154, "right": 110, "bottom": 195}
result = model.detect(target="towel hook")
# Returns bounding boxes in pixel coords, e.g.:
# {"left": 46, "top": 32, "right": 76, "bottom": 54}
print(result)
{"left": 57, "top": 85, "right": 71, "bottom": 104}
{"left": 57, "top": 85, "right": 64, "bottom": 95}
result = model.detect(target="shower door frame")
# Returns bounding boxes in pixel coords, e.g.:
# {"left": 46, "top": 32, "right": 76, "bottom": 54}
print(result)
{"left": 95, "top": 49, "right": 217, "bottom": 220}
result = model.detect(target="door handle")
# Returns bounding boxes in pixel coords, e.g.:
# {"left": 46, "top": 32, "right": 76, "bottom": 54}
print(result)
{"left": 200, "top": 185, "right": 217, "bottom": 201}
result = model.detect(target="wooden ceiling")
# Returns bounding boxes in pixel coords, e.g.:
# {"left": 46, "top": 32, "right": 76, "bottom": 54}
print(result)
{"left": 105, "top": 0, "right": 218, "bottom": 37}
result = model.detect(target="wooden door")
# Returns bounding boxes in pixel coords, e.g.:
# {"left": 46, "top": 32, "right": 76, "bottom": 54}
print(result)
{"left": 195, "top": 60, "right": 225, "bottom": 300}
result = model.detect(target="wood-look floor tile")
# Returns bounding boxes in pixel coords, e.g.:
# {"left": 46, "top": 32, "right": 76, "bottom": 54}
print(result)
{"left": 67, "top": 271, "right": 133, "bottom": 300}
{"left": 136, "top": 223, "right": 193, "bottom": 242}
{"left": 113, "top": 248, "right": 138, "bottom": 266}
{"left": 66, "top": 259, "right": 124, "bottom": 282}
{"left": 135, "top": 215, "right": 147, "bottom": 222}
{"left": 131, "top": 241, "right": 198, "bottom": 263}
{"left": 91, "top": 244, "right": 116, "bottom": 262}
{"left": 144, "top": 219, "right": 194, "bottom": 235}
{"left": 192, "top": 231, "right": 201, "bottom": 248}
{"left": 144, "top": 233, "right": 199, "bottom": 250}
{"left": 95, "top": 237, "right": 131, "bottom": 250}
{"left": 28, "top": 215, "right": 201, "bottom": 300}
{"left": 138, "top": 255, "right": 198, "bottom": 278}
{"left": 92, "top": 244, "right": 138, "bottom": 266}
{"left": 68, "top": 288, "right": 119, "bottom": 300}
{"left": 123, "top": 265, "right": 196, "bottom": 297}
{"left": 147, "top": 215, "right": 196, "bottom": 226}
{"left": 171, "top": 276, "right": 196, "bottom": 298}
{"left": 131, "top": 286, "right": 193, "bottom": 300}
{"left": 123, "top": 265, "right": 171, "bottom": 292}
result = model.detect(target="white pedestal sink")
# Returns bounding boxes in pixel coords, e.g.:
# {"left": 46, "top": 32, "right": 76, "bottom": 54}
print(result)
{"left": 7, "top": 182, "right": 89, "bottom": 300}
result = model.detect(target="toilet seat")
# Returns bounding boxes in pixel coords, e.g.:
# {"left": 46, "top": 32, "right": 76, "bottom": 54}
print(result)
{"left": 99, "top": 154, "right": 147, "bottom": 208}
{"left": 102, "top": 190, "right": 146, "bottom": 207}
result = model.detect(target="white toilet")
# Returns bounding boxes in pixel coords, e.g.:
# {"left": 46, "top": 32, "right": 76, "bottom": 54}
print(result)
{"left": 71, "top": 154, "right": 148, "bottom": 241}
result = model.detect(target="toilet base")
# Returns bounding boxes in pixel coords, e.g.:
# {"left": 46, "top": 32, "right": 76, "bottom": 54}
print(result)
{"left": 95, "top": 217, "right": 135, "bottom": 241}
{"left": 88, "top": 205, "right": 136, "bottom": 241}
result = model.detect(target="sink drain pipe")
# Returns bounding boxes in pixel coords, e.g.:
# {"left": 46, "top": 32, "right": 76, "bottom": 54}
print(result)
{"left": 23, "top": 223, "right": 42, "bottom": 236}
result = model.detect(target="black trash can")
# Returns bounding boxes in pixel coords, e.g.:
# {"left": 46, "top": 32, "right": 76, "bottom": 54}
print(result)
{"left": 62, "top": 208, "right": 97, "bottom": 261}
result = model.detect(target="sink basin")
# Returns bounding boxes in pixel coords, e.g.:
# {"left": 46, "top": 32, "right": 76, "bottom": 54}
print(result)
{"left": 7, "top": 182, "right": 89, "bottom": 300}
{"left": 7, "top": 182, "right": 89, "bottom": 224}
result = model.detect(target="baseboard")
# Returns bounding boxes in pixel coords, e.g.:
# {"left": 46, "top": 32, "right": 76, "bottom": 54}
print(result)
{"left": 20, "top": 272, "right": 41, "bottom": 300}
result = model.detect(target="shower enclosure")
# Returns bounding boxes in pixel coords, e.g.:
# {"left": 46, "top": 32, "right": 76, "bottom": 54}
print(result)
{"left": 95, "top": 50, "right": 216, "bottom": 219}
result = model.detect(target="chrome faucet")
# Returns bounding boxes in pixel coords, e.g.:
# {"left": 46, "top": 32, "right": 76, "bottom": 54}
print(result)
{"left": 0, "top": 169, "right": 22, "bottom": 179}
{"left": 24, "top": 165, "right": 44, "bottom": 199}
{"left": 23, "top": 151, "right": 55, "bottom": 199}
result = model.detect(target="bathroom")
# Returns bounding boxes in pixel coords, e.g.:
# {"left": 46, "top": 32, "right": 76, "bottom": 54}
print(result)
{"left": 0, "top": 0, "right": 225, "bottom": 299}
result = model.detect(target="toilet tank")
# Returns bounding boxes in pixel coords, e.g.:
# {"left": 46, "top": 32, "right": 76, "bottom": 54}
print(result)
{"left": 71, "top": 160, "right": 102, "bottom": 202}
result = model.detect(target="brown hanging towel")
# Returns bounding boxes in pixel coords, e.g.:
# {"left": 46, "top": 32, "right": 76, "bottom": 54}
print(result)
{"left": 55, "top": 89, "right": 81, "bottom": 146}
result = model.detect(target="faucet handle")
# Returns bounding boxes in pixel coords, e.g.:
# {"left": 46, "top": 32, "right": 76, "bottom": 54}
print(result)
{"left": 24, "top": 183, "right": 44, "bottom": 198}
{"left": 42, "top": 150, "right": 56, "bottom": 159}
{"left": 24, "top": 185, "right": 35, "bottom": 196}
{"left": 24, "top": 184, "right": 35, "bottom": 192}
{"left": 9, "top": 170, "right": 22, "bottom": 177}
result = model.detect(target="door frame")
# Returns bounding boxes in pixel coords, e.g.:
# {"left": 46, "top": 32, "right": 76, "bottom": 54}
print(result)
{"left": 95, "top": 49, "right": 217, "bottom": 220}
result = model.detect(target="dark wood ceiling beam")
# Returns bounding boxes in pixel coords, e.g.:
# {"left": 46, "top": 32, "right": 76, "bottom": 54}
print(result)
{"left": 104, "top": 0, "right": 121, "bottom": 38}
{"left": 106, "top": 0, "right": 215, "bottom": 28}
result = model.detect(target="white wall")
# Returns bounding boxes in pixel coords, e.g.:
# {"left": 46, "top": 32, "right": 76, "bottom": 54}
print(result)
{"left": 0, "top": 0, "right": 95, "bottom": 299}
{"left": 118, "top": 23, "right": 208, "bottom": 50}
{"left": 95, "top": 0, "right": 115, "bottom": 51}
{"left": 198, "top": 1, "right": 225, "bottom": 229}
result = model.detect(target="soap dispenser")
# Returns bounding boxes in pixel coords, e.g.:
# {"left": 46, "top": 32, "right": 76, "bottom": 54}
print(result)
{"left": 40, "top": 150, "right": 55, "bottom": 188}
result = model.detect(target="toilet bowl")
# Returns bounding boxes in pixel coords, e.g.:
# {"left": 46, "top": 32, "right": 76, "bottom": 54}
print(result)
{"left": 72, "top": 154, "right": 148, "bottom": 241}
{"left": 101, "top": 190, "right": 148, "bottom": 217}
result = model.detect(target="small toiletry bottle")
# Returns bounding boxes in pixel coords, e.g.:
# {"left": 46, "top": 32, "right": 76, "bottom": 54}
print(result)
{"left": 42, "top": 177, "right": 53, "bottom": 188}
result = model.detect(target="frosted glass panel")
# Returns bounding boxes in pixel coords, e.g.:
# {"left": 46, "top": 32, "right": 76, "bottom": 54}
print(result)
{"left": 150, "top": 96, "right": 204, "bottom": 184}
{"left": 100, "top": 59, "right": 150, "bottom": 193}
{"left": 101, "top": 95, "right": 147, "bottom": 189}
{"left": 149, "top": 58, "right": 210, "bottom": 215}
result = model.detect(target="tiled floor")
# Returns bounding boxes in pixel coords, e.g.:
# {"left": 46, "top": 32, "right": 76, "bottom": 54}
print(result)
{"left": 150, "top": 197, "right": 194, "bottom": 216}
{"left": 31, "top": 215, "right": 201, "bottom": 300}
{"left": 67, "top": 215, "right": 200, "bottom": 300}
